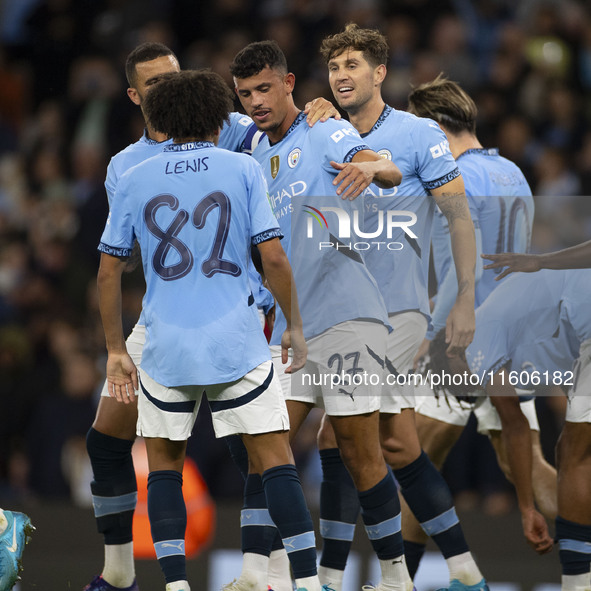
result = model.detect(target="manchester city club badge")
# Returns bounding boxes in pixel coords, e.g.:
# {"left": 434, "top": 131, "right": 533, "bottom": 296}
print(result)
{"left": 288, "top": 148, "right": 301, "bottom": 168}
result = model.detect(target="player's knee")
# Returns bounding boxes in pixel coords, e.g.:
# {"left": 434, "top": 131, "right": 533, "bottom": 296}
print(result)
{"left": 338, "top": 444, "right": 381, "bottom": 486}
{"left": 243, "top": 431, "right": 293, "bottom": 472}
{"left": 87, "top": 428, "right": 137, "bottom": 494}
{"left": 92, "top": 398, "right": 138, "bottom": 440}
{"left": 556, "top": 427, "right": 591, "bottom": 470}
{"left": 380, "top": 436, "right": 411, "bottom": 470}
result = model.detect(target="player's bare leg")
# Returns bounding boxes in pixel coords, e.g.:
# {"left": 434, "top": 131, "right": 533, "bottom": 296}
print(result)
{"left": 92, "top": 396, "right": 139, "bottom": 441}
{"left": 286, "top": 400, "right": 315, "bottom": 443}
{"left": 380, "top": 409, "right": 421, "bottom": 468}
{"left": 330, "top": 413, "right": 387, "bottom": 489}
{"left": 489, "top": 430, "right": 557, "bottom": 520}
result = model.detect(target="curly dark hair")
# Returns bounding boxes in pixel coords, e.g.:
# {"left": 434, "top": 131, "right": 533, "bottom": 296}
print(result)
{"left": 125, "top": 42, "right": 178, "bottom": 87}
{"left": 143, "top": 70, "right": 233, "bottom": 140}
{"left": 230, "top": 40, "right": 288, "bottom": 79}
{"left": 320, "top": 23, "right": 388, "bottom": 68}
{"left": 407, "top": 73, "right": 477, "bottom": 135}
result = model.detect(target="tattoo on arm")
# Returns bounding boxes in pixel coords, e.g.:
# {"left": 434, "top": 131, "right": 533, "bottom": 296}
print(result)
{"left": 437, "top": 193, "right": 470, "bottom": 226}
{"left": 457, "top": 278, "right": 471, "bottom": 296}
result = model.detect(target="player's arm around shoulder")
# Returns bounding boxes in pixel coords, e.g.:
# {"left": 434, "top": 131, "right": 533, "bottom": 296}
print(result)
{"left": 256, "top": 238, "right": 307, "bottom": 373}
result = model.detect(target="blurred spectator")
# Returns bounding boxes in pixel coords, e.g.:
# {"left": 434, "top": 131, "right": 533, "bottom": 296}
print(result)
{"left": 26, "top": 351, "right": 98, "bottom": 500}
{"left": 534, "top": 146, "right": 581, "bottom": 197}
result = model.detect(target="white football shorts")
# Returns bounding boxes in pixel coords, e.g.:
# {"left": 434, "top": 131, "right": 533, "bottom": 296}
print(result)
{"left": 416, "top": 389, "right": 539, "bottom": 434}
{"left": 271, "top": 319, "right": 388, "bottom": 416}
{"left": 137, "top": 360, "right": 289, "bottom": 440}
{"left": 379, "top": 311, "right": 428, "bottom": 414}
{"left": 566, "top": 338, "right": 591, "bottom": 423}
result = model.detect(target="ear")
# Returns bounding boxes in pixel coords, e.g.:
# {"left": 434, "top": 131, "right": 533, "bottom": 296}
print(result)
{"left": 284, "top": 72, "right": 296, "bottom": 94}
{"left": 127, "top": 87, "right": 141, "bottom": 106}
{"left": 374, "top": 64, "right": 387, "bottom": 87}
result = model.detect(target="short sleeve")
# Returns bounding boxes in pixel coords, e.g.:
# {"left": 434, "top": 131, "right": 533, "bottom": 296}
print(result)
{"left": 219, "top": 112, "right": 266, "bottom": 154}
{"left": 104, "top": 158, "right": 119, "bottom": 209}
{"left": 412, "top": 118, "right": 460, "bottom": 191}
{"left": 247, "top": 159, "right": 283, "bottom": 245}
{"left": 312, "top": 119, "right": 371, "bottom": 169}
{"left": 98, "top": 173, "right": 135, "bottom": 256}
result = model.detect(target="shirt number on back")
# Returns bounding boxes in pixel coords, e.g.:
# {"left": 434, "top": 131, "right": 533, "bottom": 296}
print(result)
{"left": 144, "top": 191, "right": 241, "bottom": 281}
{"left": 495, "top": 197, "right": 531, "bottom": 272}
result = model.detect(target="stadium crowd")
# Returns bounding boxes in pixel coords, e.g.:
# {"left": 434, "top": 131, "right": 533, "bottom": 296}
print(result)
{"left": 0, "top": 0, "right": 589, "bottom": 517}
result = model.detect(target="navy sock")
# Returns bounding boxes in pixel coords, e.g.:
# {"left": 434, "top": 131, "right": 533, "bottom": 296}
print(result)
{"left": 86, "top": 428, "right": 137, "bottom": 545}
{"left": 225, "top": 435, "right": 284, "bottom": 556}
{"left": 556, "top": 516, "right": 591, "bottom": 575}
{"left": 262, "top": 464, "right": 317, "bottom": 579}
{"left": 395, "top": 451, "right": 468, "bottom": 559}
{"left": 319, "top": 448, "right": 360, "bottom": 570}
{"left": 241, "top": 474, "right": 278, "bottom": 556}
{"left": 359, "top": 472, "right": 404, "bottom": 560}
{"left": 225, "top": 434, "right": 249, "bottom": 480}
{"left": 147, "top": 470, "right": 187, "bottom": 583}
{"left": 404, "top": 540, "right": 426, "bottom": 579}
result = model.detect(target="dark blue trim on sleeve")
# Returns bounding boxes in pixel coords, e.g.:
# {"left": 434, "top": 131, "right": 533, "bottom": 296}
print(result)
{"left": 98, "top": 242, "right": 133, "bottom": 257}
{"left": 241, "top": 123, "right": 259, "bottom": 154}
{"left": 343, "top": 144, "right": 371, "bottom": 163}
{"left": 252, "top": 228, "right": 284, "bottom": 245}
{"left": 422, "top": 167, "right": 461, "bottom": 190}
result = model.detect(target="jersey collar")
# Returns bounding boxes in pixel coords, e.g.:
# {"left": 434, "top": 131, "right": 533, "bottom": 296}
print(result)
{"left": 269, "top": 111, "right": 306, "bottom": 146}
{"left": 141, "top": 129, "right": 170, "bottom": 145}
{"left": 164, "top": 141, "right": 215, "bottom": 152}
{"left": 457, "top": 147, "right": 499, "bottom": 160}
{"left": 361, "top": 104, "right": 392, "bottom": 138}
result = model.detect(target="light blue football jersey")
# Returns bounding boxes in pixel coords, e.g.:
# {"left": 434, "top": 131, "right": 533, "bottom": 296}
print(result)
{"left": 99, "top": 142, "right": 282, "bottom": 386}
{"left": 465, "top": 269, "right": 591, "bottom": 388}
{"left": 252, "top": 112, "right": 390, "bottom": 344}
{"left": 359, "top": 106, "right": 460, "bottom": 317}
{"left": 428, "top": 148, "right": 534, "bottom": 338}
{"left": 105, "top": 112, "right": 262, "bottom": 206}
{"left": 103, "top": 112, "right": 269, "bottom": 324}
